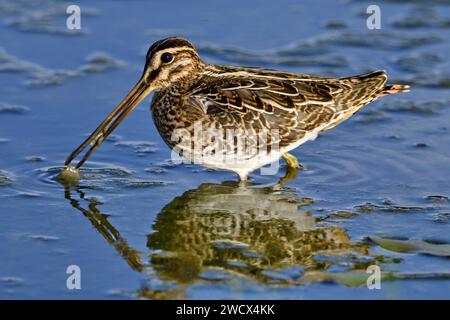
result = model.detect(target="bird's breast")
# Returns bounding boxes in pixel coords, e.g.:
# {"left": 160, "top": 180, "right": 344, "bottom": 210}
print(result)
{"left": 151, "top": 92, "right": 200, "bottom": 149}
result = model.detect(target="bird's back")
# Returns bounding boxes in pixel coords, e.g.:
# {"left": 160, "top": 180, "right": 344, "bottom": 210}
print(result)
{"left": 150, "top": 65, "right": 409, "bottom": 175}
{"left": 184, "top": 66, "right": 408, "bottom": 145}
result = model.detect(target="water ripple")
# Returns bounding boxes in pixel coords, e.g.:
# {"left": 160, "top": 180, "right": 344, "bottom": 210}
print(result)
{"left": 0, "top": 103, "right": 29, "bottom": 114}
{"left": 391, "top": 6, "right": 450, "bottom": 29}
{"left": 394, "top": 52, "right": 442, "bottom": 73}
{"left": 0, "top": 47, "right": 124, "bottom": 87}
{"left": 0, "top": 0, "right": 98, "bottom": 36}
{"left": 302, "top": 143, "right": 422, "bottom": 189}
{"left": 0, "top": 170, "right": 13, "bottom": 187}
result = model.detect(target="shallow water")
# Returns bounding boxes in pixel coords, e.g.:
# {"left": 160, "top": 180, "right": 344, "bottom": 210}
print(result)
{"left": 1, "top": 0, "right": 450, "bottom": 299}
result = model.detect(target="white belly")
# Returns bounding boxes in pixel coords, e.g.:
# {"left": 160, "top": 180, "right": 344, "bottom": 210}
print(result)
{"left": 170, "top": 122, "right": 327, "bottom": 179}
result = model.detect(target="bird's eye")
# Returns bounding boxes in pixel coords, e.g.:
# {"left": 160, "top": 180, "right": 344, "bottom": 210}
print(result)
{"left": 160, "top": 52, "right": 174, "bottom": 64}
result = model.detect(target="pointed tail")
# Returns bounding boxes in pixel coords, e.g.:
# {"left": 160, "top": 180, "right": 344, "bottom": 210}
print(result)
{"left": 342, "top": 70, "right": 410, "bottom": 97}
{"left": 380, "top": 83, "right": 410, "bottom": 95}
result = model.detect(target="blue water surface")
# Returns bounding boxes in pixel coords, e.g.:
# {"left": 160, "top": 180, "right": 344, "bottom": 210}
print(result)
{"left": 0, "top": 0, "right": 450, "bottom": 299}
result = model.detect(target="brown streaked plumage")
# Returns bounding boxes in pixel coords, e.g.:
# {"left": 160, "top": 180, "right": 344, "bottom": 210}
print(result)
{"left": 64, "top": 37, "right": 410, "bottom": 181}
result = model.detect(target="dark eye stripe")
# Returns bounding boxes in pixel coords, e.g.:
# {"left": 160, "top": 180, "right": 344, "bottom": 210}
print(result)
{"left": 169, "top": 64, "right": 187, "bottom": 75}
{"left": 148, "top": 68, "right": 161, "bottom": 81}
{"left": 145, "top": 49, "right": 196, "bottom": 82}
{"left": 146, "top": 37, "right": 195, "bottom": 62}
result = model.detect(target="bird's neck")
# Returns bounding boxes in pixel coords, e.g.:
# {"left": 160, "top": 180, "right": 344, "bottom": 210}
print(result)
{"left": 172, "top": 60, "right": 208, "bottom": 93}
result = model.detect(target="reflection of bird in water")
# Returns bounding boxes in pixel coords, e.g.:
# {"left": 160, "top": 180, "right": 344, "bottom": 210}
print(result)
{"left": 63, "top": 37, "right": 409, "bottom": 181}
{"left": 63, "top": 185, "right": 144, "bottom": 272}
{"left": 63, "top": 181, "right": 372, "bottom": 299}
{"left": 146, "top": 182, "right": 370, "bottom": 287}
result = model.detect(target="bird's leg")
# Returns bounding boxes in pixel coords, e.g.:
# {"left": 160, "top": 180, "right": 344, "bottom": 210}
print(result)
{"left": 277, "top": 164, "right": 298, "bottom": 185}
{"left": 276, "top": 153, "right": 302, "bottom": 186}
{"left": 237, "top": 172, "right": 249, "bottom": 186}
{"left": 282, "top": 153, "right": 302, "bottom": 170}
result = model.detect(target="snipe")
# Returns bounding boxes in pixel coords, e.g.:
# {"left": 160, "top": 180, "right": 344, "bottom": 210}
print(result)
{"left": 64, "top": 37, "right": 409, "bottom": 181}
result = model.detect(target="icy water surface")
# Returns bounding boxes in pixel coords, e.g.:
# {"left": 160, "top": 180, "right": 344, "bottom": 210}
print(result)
{"left": 1, "top": 0, "right": 450, "bottom": 299}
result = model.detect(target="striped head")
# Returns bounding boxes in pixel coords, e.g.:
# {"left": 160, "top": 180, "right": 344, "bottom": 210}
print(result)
{"left": 142, "top": 37, "right": 203, "bottom": 90}
{"left": 64, "top": 37, "right": 204, "bottom": 169}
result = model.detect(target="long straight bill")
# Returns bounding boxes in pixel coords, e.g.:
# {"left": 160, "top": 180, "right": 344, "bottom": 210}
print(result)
{"left": 65, "top": 78, "right": 152, "bottom": 169}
